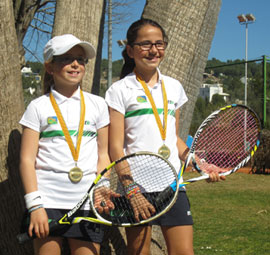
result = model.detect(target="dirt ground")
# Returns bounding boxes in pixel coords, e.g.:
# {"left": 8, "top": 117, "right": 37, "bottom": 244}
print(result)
{"left": 237, "top": 167, "right": 254, "bottom": 174}
{"left": 238, "top": 167, "right": 270, "bottom": 174}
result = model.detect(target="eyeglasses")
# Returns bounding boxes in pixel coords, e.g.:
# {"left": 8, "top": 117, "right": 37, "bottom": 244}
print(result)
{"left": 132, "top": 41, "right": 168, "bottom": 51}
{"left": 52, "top": 56, "right": 88, "bottom": 65}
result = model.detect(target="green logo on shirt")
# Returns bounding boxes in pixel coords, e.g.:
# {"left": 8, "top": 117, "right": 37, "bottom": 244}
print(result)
{"left": 137, "top": 96, "right": 147, "bottom": 103}
{"left": 47, "top": 116, "right": 57, "bottom": 125}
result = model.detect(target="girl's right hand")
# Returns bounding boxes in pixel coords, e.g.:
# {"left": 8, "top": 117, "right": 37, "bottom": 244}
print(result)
{"left": 94, "top": 186, "right": 121, "bottom": 214}
{"left": 28, "top": 208, "right": 49, "bottom": 238}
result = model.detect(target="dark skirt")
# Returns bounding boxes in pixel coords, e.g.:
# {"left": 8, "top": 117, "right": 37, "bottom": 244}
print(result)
{"left": 21, "top": 208, "right": 104, "bottom": 243}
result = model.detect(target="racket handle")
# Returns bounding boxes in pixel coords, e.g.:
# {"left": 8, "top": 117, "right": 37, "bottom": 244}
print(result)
{"left": 17, "top": 220, "right": 59, "bottom": 244}
{"left": 155, "top": 186, "right": 174, "bottom": 205}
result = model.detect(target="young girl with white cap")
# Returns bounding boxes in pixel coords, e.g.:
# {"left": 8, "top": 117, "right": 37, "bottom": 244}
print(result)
{"left": 19, "top": 34, "right": 110, "bottom": 255}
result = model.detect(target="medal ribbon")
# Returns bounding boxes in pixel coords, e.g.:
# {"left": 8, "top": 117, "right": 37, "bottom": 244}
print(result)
{"left": 50, "top": 89, "right": 85, "bottom": 163}
{"left": 134, "top": 70, "right": 168, "bottom": 142}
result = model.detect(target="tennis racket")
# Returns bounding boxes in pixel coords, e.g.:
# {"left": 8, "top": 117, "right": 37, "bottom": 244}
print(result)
{"left": 17, "top": 151, "right": 179, "bottom": 244}
{"left": 170, "top": 104, "right": 261, "bottom": 190}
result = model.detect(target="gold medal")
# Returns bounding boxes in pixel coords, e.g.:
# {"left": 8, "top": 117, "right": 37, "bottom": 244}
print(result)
{"left": 69, "top": 167, "right": 83, "bottom": 183}
{"left": 158, "top": 144, "right": 171, "bottom": 159}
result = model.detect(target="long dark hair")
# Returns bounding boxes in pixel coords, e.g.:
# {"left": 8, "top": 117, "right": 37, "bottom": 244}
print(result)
{"left": 43, "top": 68, "right": 54, "bottom": 94}
{"left": 120, "top": 18, "right": 168, "bottom": 79}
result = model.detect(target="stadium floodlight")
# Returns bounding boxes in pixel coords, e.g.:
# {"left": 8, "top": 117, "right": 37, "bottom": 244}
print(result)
{"left": 237, "top": 14, "right": 247, "bottom": 23}
{"left": 237, "top": 13, "right": 256, "bottom": 106}
{"left": 246, "top": 14, "right": 256, "bottom": 22}
{"left": 117, "top": 40, "right": 127, "bottom": 47}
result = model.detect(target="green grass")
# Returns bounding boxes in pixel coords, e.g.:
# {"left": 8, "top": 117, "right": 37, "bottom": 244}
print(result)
{"left": 184, "top": 172, "right": 270, "bottom": 255}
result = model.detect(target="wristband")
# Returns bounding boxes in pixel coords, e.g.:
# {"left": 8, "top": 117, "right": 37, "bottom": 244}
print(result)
{"left": 24, "top": 191, "right": 43, "bottom": 210}
{"left": 96, "top": 177, "right": 110, "bottom": 188}
{"left": 28, "top": 204, "right": 44, "bottom": 213}
{"left": 125, "top": 182, "right": 141, "bottom": 199}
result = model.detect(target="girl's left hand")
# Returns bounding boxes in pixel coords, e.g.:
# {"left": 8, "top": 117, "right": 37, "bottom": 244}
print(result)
{"left": 129, "top": 193, "right": 156, "bottom": 222}
{"left": 207, "top": 172, "right": 226, "bottom": 182}
{"left": 198, "top": 160, "right": 227, "bottom": 182}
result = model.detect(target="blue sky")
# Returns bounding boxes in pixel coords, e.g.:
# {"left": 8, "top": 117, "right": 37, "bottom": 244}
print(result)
{"left": 25, "top": 0, "right": 270, "bottom": 63}
{"left": 104, "top": 0, "right": 270, "bottom": 62}
{"left": 209, "top": 0, "right": 270, "bottom": 61}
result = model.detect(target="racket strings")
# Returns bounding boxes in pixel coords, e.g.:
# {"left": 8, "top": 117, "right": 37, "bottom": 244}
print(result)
{"left": 92, "top": 154, "right": 177, "bottom": 224}
{"left": 194, "top": 107, "right": 260, "bottom": 173}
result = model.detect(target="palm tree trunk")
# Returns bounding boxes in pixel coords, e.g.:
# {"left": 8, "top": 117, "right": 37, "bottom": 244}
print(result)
{"left": 53, "top": 0, "right": 106, "bottom": 93}
{"left": 143, "top": 0, "right": 222, "bottom": 140}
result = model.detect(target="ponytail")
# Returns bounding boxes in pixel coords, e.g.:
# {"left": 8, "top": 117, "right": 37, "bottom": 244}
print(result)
{"left": 120, "top": 49, "right": 135, "bottom": 79}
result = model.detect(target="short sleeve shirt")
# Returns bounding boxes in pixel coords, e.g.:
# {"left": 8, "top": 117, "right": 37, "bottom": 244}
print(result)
{"left": 20, "top": 88, "right": 109, "bottom": 209}
{"left": 105, "top": 69, "right": 188, "bottom": 184}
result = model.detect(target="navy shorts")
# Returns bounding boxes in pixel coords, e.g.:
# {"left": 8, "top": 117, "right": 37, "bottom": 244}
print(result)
{"left": 21, "top": 209, "right": 104, "bottom": 243}
{"left": 149, "top": 191, "right": 193, "bottom": 226}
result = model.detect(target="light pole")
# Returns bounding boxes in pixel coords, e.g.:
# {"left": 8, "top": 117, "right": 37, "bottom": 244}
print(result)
{"left": 237, "top": 14, "right": 256, "bottom": 106}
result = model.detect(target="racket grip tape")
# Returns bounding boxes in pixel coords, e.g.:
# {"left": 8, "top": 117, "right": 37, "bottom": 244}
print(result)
{"left": 17, "top": 220, "right": 59, "bottom": 244}
{"left": 155, "top": 186, "right": 174, "bottom": 205}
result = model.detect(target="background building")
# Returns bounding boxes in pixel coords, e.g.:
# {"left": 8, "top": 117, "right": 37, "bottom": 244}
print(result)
{"left": 199, "top": 83, "right": 230, "bottom": 102}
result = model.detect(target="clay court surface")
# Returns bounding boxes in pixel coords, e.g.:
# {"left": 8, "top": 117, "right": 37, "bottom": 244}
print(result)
{"left": 237, "top": 167, "right": 270, "bottom": 174}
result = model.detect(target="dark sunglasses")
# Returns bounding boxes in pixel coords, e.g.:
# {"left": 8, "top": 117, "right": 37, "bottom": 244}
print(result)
{"left": 52, "top": 56, "right": 88, "bottom": 65}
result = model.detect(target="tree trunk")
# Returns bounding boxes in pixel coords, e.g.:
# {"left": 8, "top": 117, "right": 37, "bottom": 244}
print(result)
{"left": 52, "top": 0, "right": 106, "bottom": 94}
{"left": 142, "top": 0, "right": 221, "bottom": 254}
{"left": 0, "top": 0, "right": 32, "bottom": 254}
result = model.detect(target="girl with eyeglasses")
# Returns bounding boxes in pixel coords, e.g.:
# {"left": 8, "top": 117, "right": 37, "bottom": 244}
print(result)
{"left": 105, "top": 19, "right": 224, "bottom": 255}
{"left": 19, "top": 34, "right": 111, "bottom": 255}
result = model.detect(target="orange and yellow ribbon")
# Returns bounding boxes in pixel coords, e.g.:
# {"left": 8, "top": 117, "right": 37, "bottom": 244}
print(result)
{"left": 50, "top": 89, "right": 85, "bottom": 163}
{"left": 134, "top": 70, "right": 168, "bottom": 142}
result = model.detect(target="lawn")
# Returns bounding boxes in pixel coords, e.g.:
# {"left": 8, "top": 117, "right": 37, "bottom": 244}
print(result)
{"left": 184, "top": 172, "right": 270, "bottom": 255}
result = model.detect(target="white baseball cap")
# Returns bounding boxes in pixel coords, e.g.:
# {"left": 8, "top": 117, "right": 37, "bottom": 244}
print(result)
{"left": 43, "top": 34, "right": 96, "bottom": 62}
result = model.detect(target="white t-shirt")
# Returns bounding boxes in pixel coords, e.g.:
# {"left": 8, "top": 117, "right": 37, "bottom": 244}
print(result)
{"left": 105, "top": 69, "right": 188, "bottom": 187}
{"left": 20, "top": 87, "right": 109, "bottom": 209}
